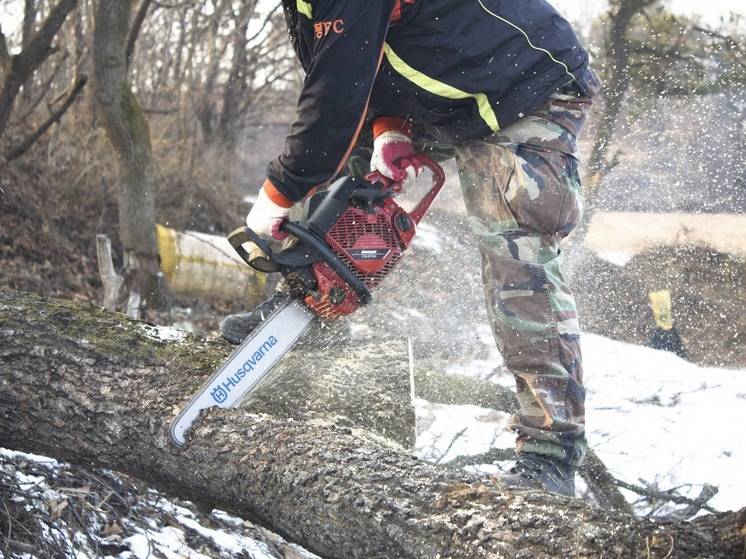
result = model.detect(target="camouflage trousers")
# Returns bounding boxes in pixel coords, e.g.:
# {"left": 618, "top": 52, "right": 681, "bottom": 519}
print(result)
{"left": 455, "top": 91, "right": 592, "bottom": 466}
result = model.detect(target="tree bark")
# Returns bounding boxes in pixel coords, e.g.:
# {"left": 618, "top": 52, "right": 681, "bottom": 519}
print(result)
{"left": 93, "top": 0, "right": 166, "bottom": 314}
{"left": 0, "top": 291, "right": 743, "bottom": 559}
{"left": 20, "top": 0, "right": 38, "bottom": 105}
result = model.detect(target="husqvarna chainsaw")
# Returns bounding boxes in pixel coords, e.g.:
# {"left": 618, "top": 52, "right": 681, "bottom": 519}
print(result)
{"left": 170, "top": 156, "right": 445, "bottom": 446}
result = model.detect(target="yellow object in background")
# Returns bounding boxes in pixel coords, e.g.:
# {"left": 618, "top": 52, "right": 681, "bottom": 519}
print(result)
{"left": 649, "top": 289, "right": 674, "bottom": 331}
{"left": 156, "top": 224, "right": 267, "bottom": 302}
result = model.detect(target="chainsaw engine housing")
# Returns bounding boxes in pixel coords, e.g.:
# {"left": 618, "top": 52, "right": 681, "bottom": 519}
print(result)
{"left": 301, "top": 176, "right": 417, "bottom": 318}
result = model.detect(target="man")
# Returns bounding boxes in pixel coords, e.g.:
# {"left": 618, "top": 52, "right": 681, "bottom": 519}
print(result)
{"left": 221, "top": 0, "right": 600, "bottom": 497}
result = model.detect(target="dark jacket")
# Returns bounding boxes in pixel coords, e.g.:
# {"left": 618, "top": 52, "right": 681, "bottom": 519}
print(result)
{"left": 269, "top": 0, "right": 592, "bottom": 203}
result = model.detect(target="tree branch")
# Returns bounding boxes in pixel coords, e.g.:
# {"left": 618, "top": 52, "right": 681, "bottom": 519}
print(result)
{"left": 0, "top": 0, "right": 77, "bottom": 137}
{"left": 614, "top": 478, "right": 720, "bottom": 516}
{"left": 5, "top": 75, "right": 87, "bottom": 161}
{"left": 0, "top": 26, "right": 11, "bottom": 75}
{"left": 126, "top": 0, "right": 154, "bottom": 66}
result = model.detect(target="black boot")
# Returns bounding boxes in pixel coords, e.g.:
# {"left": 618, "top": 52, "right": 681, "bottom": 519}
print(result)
{"left": 220, "top": 292, "right": 291, "bottom": 344}
{"left": 500, "top": 453, "right": 576, "bottom": 497}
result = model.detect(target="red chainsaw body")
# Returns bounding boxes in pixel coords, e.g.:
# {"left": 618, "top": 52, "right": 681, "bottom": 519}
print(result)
{"left": 304, "top": 160, "right": 445, "bottom": 319}
{"left": 229, "top": 156, "right": 445, "bottom": 320}
{"left": 304, "top": 198, "right": 417, "bottom": 319}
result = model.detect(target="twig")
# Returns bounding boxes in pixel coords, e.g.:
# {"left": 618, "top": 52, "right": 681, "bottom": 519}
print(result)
{"left": 435, "top": 427, "right": 469, "bottom": 464}
{"left": 614, "top": 478, "right": 719, "bottom": 515}
{"left": 5, "top": 75, "right": 88, "bottom": 161}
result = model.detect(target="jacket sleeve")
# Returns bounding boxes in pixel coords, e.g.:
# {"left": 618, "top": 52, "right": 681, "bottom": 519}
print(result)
{"left": 266, "top": 0, "right": 396, "bottom": 203}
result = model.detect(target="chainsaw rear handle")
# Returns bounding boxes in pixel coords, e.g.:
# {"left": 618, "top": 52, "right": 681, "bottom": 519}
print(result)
{"left": 227, "top": 224, "right": 373, "bottom": 305}
{"left": 366, "top": 154, "right": 446, "bottom": 225}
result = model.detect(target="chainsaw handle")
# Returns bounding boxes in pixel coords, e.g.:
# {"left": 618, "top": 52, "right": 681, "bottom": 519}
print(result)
{"left": 365, "top": 155, "right": 445, "bottom": 224}
{"left": 365, "top": 170, "right": 396, "bottom": 192}
{"left": 227, "top": 227, "right": 279, "bottom": 273}
{"left": 409, "top": 154, "right": 446, "bottom": 224}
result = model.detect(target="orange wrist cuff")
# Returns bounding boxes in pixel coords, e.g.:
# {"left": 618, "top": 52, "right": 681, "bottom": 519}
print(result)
{"left": 263, "top": 179, "right": 294, "bottom": 208}
{"left": 373, "top": 116, "right": 413, "bottom": 139}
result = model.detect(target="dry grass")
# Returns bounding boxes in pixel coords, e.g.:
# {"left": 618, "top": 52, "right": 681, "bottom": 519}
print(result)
{"left": 0, "top": 120, "right": 246, "bottom": 303}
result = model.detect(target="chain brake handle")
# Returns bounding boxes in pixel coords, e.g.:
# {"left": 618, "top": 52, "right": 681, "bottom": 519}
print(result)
{"left": 365, "top": 154, "right": 446, "bottom": 224}
{"left": 227, "top": 224, "right": 372, "bottom": 304}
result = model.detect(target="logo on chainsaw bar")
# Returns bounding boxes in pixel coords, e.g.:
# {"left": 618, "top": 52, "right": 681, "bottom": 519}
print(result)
{"left": 210, "top": 335, "right": 279, "bottom": 404}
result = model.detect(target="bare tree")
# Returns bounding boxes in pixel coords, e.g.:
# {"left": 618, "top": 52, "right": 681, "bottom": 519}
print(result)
{"left": 93, "top": 0, "right": 167, "bottom": 315}
{"left": 586, "top": 0, "right": 659, "bottom": 189}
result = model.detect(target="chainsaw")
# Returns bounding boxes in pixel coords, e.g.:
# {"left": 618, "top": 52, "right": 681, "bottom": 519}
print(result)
{"left": 170, "top": 155, "right": 445, "bottom": 446}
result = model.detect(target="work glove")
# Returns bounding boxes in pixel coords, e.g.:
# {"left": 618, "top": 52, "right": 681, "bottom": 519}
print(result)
{"left": 245, "top": 180, "right": 293, "bottom": 241}
{"left": 370, "top": 117, "right": 422, "bottom": 188}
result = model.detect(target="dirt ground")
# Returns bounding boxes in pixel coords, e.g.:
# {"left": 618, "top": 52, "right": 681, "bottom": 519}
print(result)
{"left": 570, "top": 246, "right": 746, "bottom": 368}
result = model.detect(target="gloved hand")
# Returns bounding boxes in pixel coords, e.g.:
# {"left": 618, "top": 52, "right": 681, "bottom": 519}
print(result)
{"left": 370, "top": 117, "right": 422, "bottom": 186}
{"left": 246, "top": 180, "right": 294, "bottom": 241}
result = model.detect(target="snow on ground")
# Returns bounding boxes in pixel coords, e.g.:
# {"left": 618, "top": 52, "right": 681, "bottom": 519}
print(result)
{"left": 139, "top": 323, "right": 188, "bottom": 343}
{"left": 582, "top": 333, "right": 746, "bottom": 513}
{"left": 415, "top": 331, "right": 746, "bottom": 514}
{"left": 593, "top": 249, "right": 636, "bottom": 267}
{"left": 0, "top": 448, "right": 320, "bottom": 559}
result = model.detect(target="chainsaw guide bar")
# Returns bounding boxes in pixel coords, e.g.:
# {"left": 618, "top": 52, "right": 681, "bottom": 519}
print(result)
{"left": 169, "top": 300, "right": 315, "bottom": 446}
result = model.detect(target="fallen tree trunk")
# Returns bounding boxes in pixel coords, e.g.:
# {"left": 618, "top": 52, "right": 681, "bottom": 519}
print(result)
{"left": 0, "top": 291, "right": 743, "bottom": 558}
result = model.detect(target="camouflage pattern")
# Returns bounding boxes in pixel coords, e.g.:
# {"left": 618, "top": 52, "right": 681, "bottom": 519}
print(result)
{"left": 455, "top": 91, "right": 592, "bottom": 466}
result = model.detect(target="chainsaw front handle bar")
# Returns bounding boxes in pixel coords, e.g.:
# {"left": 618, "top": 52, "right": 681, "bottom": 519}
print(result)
{"left": 227, "top": 223, "right": 373, "bottom": 305}
{"left": 227, "top": 227, "right": 277, "bottom": 274}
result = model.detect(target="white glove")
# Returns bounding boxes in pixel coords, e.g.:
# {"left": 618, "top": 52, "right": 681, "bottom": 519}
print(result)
{"left": 370, "top": 130, "right": 422, "bottom": 187}
{"left": 246, "top": 183, "right": 292, "bottom": 241}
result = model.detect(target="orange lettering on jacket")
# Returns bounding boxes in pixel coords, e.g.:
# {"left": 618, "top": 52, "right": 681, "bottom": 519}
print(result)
{"left": 314, "top": 19, "right": 344, "bottom": 39}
